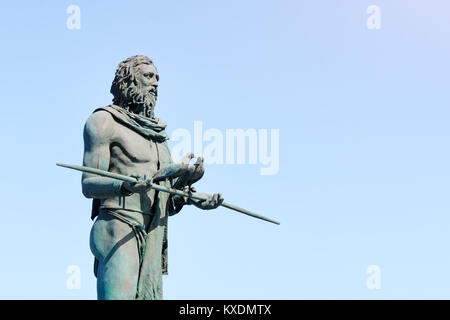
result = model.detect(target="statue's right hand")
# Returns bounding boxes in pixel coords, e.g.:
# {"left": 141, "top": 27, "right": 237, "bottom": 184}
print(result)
{"left": 121, "top": 174, "right": 153, "bottom": 194}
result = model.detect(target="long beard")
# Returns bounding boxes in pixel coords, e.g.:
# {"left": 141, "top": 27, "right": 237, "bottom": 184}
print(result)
{"left": 122, "top": 89, "right": 156, "bottom": 118}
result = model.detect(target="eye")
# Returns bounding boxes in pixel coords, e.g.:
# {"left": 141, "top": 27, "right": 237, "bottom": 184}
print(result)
{"left": 156, "top": 74, "right": 160, "bottom": 81}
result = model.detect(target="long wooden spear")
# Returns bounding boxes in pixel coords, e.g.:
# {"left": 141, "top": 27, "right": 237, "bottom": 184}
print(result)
{"left": 56, "top": 163, "right": 280, "bottom": 225}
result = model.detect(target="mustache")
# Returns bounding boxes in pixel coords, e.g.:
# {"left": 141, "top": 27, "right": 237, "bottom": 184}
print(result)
{"left": 148, "top": 87, "right": 158, "bottom": 97}
{"left": 130, "top": 86, "right": 157, "bottom": 104}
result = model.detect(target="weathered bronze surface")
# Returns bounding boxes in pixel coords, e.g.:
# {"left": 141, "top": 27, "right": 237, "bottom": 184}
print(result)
{"left": 59, "top": 55, "right": 279, "bottom": 300}
{"left": 79, "top": 55, "right": 224, "bottom": 300}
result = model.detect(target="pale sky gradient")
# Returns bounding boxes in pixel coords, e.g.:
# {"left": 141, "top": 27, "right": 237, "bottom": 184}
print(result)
{"left": 0, "top": 0, "right": 449, "bottom": 299}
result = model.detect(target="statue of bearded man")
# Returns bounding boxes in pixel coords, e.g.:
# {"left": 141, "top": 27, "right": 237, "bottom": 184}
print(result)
{"left": 81, "top": 55, "right": 223, "bottom": 300}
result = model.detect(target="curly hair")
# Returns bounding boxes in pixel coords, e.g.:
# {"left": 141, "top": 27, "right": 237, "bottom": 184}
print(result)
{"left": 110, "top": 55, "right": 155, "bottom": 108}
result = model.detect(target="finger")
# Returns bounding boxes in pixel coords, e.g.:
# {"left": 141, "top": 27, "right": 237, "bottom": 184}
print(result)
{"left": 210, "top": 194, "right": 218, "bottom": 207}
{"left": 201, "top": 196, "right": 211, "bottom": 208}
{"left": 130, "top": 173, "right": 142, "bottom": 180}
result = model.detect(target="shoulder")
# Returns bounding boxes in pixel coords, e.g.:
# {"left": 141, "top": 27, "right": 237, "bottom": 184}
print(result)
{"left": 84, "top": 108, "right": 115, "bottom": 142}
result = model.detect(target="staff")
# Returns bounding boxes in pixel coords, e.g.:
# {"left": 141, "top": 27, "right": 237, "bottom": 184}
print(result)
{"left": 56, "top": 163, "right": 280, "bottom": 225}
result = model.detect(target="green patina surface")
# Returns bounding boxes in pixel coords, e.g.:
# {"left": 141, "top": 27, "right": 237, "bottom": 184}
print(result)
{"left": 81, "top": 56, "right": 224, "bottom": 300}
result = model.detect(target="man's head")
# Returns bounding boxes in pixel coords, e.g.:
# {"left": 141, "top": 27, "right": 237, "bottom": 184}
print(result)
{"left": 110, "top": 55, "right": 159, "bottom": 117}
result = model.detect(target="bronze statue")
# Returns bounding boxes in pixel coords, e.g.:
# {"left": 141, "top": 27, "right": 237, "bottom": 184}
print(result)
{"left": 58, "top": 55, "right": 279, "bottom": 300}
{"left": 80, "top": 55, "right": 224, "bottom": 300}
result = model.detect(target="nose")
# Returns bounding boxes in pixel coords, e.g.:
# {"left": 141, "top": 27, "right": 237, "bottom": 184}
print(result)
{"left": 152, "top": 74, "right": 158, "bottom": 85}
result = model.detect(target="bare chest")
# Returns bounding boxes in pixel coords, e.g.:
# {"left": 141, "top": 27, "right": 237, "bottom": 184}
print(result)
{"left": 108, "top": 122, "right": 172, "bottom": 175}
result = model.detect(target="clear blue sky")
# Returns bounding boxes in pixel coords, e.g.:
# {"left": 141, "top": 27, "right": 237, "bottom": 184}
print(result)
{"left": 1, "top": 0, "right": 450, "bottom": 299}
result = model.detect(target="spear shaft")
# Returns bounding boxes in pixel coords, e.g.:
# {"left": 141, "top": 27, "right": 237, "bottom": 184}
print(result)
{"left": 56, "top": 163, "right": 280, "bottom": 225}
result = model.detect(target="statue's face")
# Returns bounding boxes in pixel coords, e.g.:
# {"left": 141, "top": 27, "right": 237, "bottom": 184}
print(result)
{"left": 136, "top": 63, "right": 159, "bottom": 108}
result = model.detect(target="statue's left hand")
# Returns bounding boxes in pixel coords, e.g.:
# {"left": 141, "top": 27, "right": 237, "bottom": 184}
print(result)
{"left": 188, "top": 190, "right": 224, "bottom": 210}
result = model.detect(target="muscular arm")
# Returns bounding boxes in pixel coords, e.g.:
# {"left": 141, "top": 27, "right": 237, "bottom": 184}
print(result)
{"left": 81, "top": 111, "right": 123, "bottom": 199}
